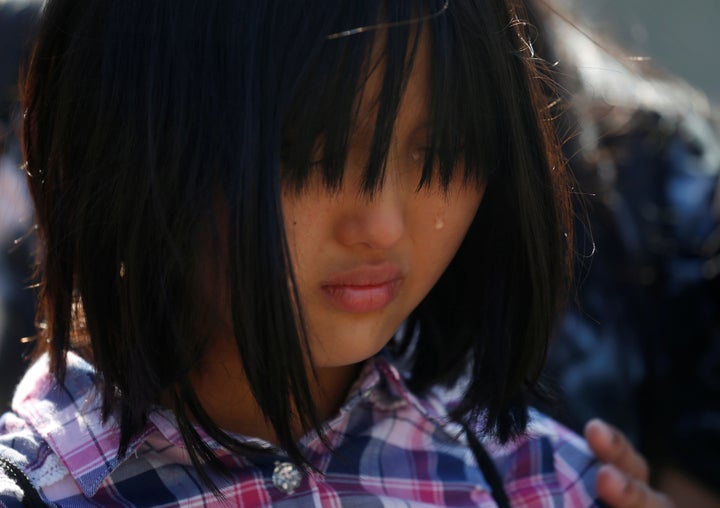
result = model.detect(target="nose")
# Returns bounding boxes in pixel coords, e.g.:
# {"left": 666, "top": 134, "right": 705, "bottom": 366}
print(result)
{"left": 333, "top": 185, "right": 405, "bottom": 251}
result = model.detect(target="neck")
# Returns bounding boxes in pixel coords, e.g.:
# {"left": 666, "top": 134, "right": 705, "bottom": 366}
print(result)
{"left": 185, "top": 338, "right": 361, "bottom": 444}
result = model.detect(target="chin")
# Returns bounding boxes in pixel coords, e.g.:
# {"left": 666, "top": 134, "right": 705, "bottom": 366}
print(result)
{"left": 310, "top": 336, "right": 391, "bottom": 368}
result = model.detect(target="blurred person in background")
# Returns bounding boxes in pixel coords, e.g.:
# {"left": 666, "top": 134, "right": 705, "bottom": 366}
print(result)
{"left": 529, "top": 1, "right": 720, "bottom": 506}
{"left": 0, "top": 0, "right": 40, "bottom": 414}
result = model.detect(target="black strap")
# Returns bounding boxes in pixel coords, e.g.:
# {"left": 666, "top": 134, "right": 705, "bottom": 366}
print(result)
{"left": 0, "top": 456, "right": 49, "bottom": 508}
{"left": 462, "top": 424, "right": 511, "bottom": 508}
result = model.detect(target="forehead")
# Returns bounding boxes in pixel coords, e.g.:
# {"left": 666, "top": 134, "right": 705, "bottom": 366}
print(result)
{"left": 353, "top": 28, "right": 431, "bottom": 136}
{"left": 280, "top": 12, "right": 482, "bottom": 194}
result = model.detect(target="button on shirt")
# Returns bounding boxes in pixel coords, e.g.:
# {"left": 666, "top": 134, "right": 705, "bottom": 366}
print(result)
{"left": 0, "top": 352, "right": 602, "bottom": 506}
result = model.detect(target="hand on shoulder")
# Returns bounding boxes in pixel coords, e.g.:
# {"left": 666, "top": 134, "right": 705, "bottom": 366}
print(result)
{"left": 585, "top": 419, "right": 673, "bottom": 508}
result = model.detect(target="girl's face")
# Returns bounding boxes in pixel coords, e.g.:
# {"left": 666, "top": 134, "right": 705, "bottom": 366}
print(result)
{"left": 282, "top": 35, "right": 484, "bottom": 368}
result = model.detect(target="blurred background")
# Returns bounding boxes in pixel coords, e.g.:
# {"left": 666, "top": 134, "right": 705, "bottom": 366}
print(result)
{"left": 572, "top": 0, "right": 719, "bottom": 103}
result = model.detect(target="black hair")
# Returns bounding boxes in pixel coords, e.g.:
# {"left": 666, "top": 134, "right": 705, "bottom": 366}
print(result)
{"left": 22, "top": 0, "right": 570, "bottom": 490}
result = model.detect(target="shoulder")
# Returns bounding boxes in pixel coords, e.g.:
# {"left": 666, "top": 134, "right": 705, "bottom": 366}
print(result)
{"left": 0, "top": 408, "right": 66, "bottom": 507}
{"left": 0, "top": 353, "right": 96, "bottom": 504}
{"left": 379, "top": 362, "right": 602, "bottom": 506}
{"left": 485, "top": 409, "right": 601, "bottom": 506}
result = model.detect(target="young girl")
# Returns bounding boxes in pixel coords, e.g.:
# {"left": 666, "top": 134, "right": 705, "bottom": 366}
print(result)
{"left": 0, "top": 0, "right": 657, "bottom": 506}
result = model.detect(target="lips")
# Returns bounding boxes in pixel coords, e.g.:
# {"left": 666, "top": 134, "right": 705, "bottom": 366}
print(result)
{"left": 321, "top": 264, "right": 403, "bottom": 313}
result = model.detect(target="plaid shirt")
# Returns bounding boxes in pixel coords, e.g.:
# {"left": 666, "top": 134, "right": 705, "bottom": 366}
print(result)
{"left": 0, "top": 352, "right": 602, "bottom": 507}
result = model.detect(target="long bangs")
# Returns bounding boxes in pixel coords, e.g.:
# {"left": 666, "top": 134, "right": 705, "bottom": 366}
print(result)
{"left": 281, "top": 0, "right": 503, "bottom": 195}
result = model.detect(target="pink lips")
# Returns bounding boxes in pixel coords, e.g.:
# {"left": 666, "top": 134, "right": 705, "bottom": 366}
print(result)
{"left": 321, "top": 264, "right": 403, "bottom": 313}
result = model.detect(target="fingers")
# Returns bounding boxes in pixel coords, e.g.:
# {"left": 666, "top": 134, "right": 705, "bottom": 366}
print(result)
{"left": 584, "top": 418, "right": 649, "bottom": 482}
{"left": 596, "top": 464, "right": 674, "bottom": 508}
{"left": 585, "top": 419, "right": 675, "bottom": 507}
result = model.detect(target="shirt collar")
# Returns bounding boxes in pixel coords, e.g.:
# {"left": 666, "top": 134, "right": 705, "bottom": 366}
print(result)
{"left": 12, "top": 350, "right": 458, "bottom": 496}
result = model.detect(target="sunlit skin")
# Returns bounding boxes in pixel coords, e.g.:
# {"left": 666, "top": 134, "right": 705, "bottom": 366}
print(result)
{"left": 190, "top": 33, "right": 484, "bottom": 443}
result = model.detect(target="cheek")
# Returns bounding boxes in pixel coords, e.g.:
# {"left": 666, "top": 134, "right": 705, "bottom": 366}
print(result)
{"left": 279, "top": 192, "right": 340, "bottom": 319}
{"left": 416, "top": 185, "right": 483, "bottom": 250}
{"left": 281, "top": 191, "right": 326, "bottom": 264}
{"left": 404, "top": 184, "right": 484, "bottom": 299}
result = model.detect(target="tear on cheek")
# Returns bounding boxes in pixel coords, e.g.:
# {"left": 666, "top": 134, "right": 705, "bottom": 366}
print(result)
{"left": 434, "top": 216, "right": 445, "bottom": 230}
